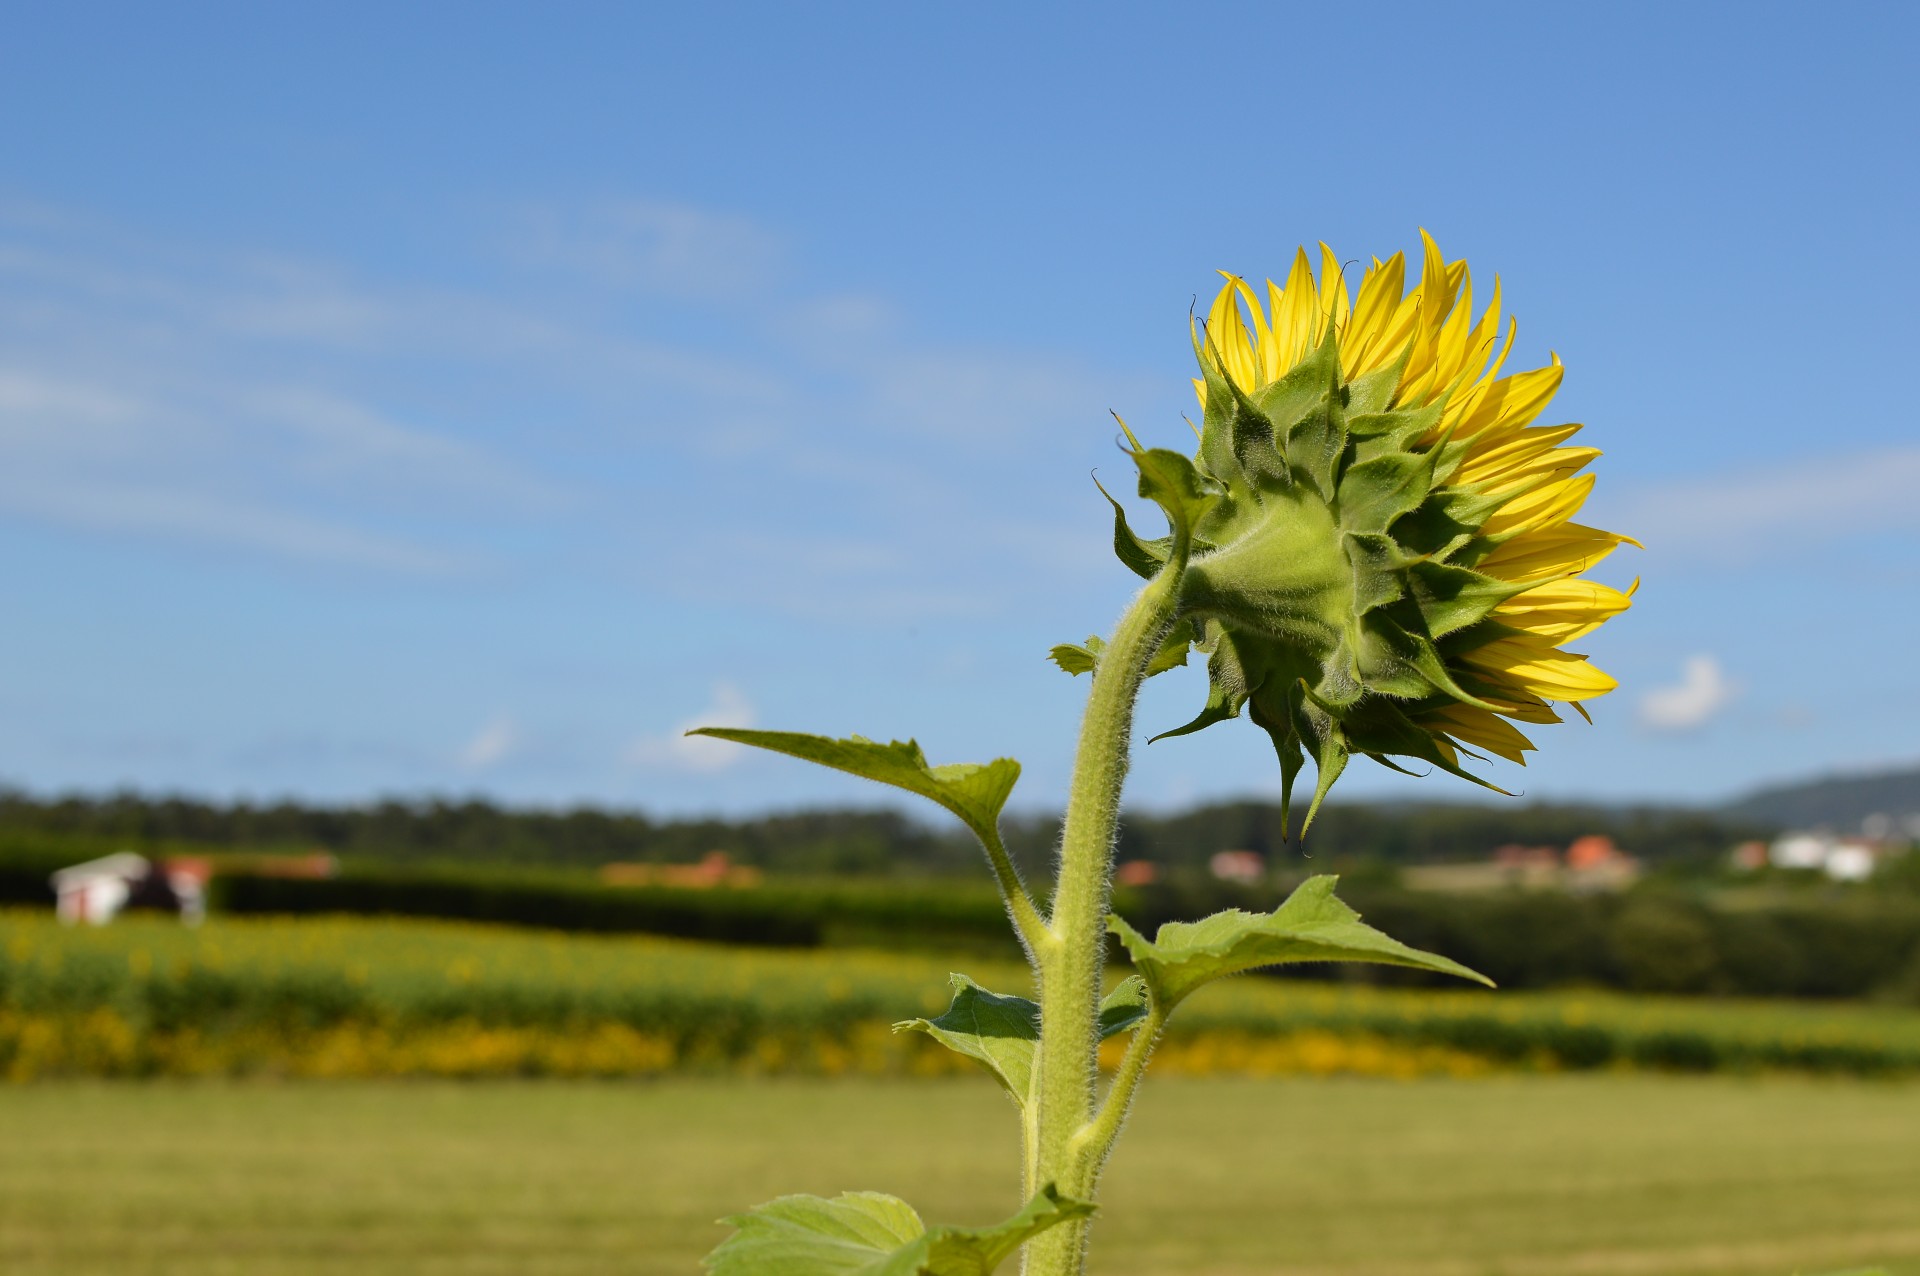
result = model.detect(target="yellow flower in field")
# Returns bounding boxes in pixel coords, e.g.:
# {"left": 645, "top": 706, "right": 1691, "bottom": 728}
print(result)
{"left": 1136, "top": 232, "right": 1633, "bottom": 828}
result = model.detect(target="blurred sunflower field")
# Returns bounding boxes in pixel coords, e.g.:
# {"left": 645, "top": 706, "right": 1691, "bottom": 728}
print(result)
{"left": 5, "top": 909, "right": 1920, "bottom": 1081}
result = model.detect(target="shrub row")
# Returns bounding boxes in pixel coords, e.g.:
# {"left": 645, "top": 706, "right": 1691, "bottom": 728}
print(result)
{"left": 210, "top": 864, "right": 1022, "bottom": 954}
{"left": 1128, "top": 879, "right": 1920, "bottom": 1002}
{"left": 12, "top": 837, "right": 1920, "bottom": 1003}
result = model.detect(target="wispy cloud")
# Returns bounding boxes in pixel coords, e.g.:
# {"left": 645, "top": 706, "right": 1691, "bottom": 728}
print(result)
{"left": 458, "top": 717, "right": 518, "bottom": 769}
{"left": 625, "top": 683, "right": 756, "bottom": 773}
{"left": 0, "top": 198, "right": 1144, "bottom": 611}
{"left": 1605, "top": 446, "right": 1920, "bottom": 565}
{"left": 511, "top": 199, "right": 784, "bottom": 296}
{"left": 1639, "top": 654, "right": 1739, "bottom": 732}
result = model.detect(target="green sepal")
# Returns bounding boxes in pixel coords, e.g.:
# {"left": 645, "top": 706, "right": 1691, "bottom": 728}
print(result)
{"left": 1130, "top": 445, "right": 1221, "bottom": 552}
{"left": 1299, "top": 701, "right": 1349, "bottom": 836}
{"left": 1106, "top": 875, "right": 1492, "bottom": 1012}
{"left": 1402, "top": 561, "right": 1532, "bottom": 639}
{"left": 1262, "top": 326, "right": 1345, "bottom": 498}
{"left": 1335, "top": 451, "right": 1432, "bottom": 536}
{"left": 685, "top": 730, "right": 1018, "bottom": 852}
{"left": 1148, "top": 636, "right": 1249, "bottom": 742}
{"left": 1337, "top": 698, "right": 1516, "bottom": 797}
{"left": 1342, "top": 532, "right": 1409, "bottom": 615}
{"left": 1362, "top": 617, "right": 1505, "bottom": 711}
{"left": 1345, "top": 402, "right": 1442, "bottom": 467}
{"left": 1094, "top": 478, "right": 1172, "bottom": 581}
{"left": 894, "top": 975, "right": 1151, "bottom": 1106}
{"left": 704, "top": 1185, "right": 1095, "bottom": 1276}
{"left": 1145, "top": 619, "right": 1196, "bottom": 676}
{"left": 1344, "top": 343, "right": 1410, "bottom": 415}
{"left": 1197, "top": 358, "right": 1288, "bottom": 495}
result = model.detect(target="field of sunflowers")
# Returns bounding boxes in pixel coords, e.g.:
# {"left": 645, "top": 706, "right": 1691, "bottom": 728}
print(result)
{"left": 5, "top": 908, "right": 1920, "bottom": 1081}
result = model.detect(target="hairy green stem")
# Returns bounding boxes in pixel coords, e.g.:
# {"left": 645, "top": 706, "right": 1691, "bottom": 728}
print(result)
{"left": 1071, "top": 1001, "right": 1167, "bottom": 1181}
{"left": 981, "top": 827, "right": 1056, "bottom": 963}
{"left": 1025, "top": 566, "right": 1181, "bottom": 1276}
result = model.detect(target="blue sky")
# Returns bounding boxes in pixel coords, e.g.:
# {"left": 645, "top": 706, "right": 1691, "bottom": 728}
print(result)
{"left": 2, "top": 3, "right": 1916, "bottom": 817}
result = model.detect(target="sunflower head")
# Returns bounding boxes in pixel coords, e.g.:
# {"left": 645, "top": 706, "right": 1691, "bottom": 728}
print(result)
{"left": 1111, "top": 232, "right": 1634, "bottom": 834}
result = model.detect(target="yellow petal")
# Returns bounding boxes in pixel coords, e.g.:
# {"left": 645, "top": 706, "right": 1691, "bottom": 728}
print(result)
{"left": 1478, "top": 523, "right": 1634, "bottom": 582}
{"left": 1318, "top": 242, "right": 1351, "bottom": 340}
{"left": 1462, "top": 636, "right": 1619, "bottom": 702}
{"left": 1495, "top": 578, "right": 1634, "bottom": 642}
{"left": 1482, "top": 472, "right": 1595, "bottom": 538}
{"left": 1423, "top": 704, "right": 1538, "bottom": 765}
{"left": 1271, "top": 247, "right": 1319, "bottom": 372}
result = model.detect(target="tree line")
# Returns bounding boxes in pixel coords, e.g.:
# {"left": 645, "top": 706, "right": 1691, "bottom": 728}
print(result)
{"left": 0, "top": 786, "right": 1776, "bottom": 875}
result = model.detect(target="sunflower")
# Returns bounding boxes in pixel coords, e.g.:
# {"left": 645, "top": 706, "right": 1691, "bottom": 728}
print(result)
{"left": 1120, "top": 232, "right": 1633, "bottom": 830}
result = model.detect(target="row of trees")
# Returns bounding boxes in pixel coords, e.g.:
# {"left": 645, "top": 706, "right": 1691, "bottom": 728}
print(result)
{"left": 0, "top": 786, "right": 1776, "bottom": 874}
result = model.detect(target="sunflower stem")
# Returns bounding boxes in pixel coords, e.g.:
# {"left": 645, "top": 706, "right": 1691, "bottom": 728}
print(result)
{"left": 1024, "top": 564, "right": 1181, "bottom": 1276}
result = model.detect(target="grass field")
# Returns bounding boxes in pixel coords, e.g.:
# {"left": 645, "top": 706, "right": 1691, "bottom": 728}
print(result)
{"left": 0, "top": 1075, "right": 1915, "bottom": 1275}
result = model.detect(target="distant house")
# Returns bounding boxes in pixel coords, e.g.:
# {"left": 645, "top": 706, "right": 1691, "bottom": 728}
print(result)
{"left": 1491, "top": 844, "right": 1561, "bottom": 890}
{"left": 1114, "top": 860, "right": 1160, "bottom": 887}
{"left": 598, "top": 850, "right": 763, "bottom": 889}
{"left": 1208, "top": 850, "right": 1264, "bottom": 885}
{"left": 1766, "top": 831, "right": 1887, "bottom": 881}
{"left": 1563, "top": 835, "right": 1639, "bottom": 892}
{"left": 51, "top": 853, "right": 207, "bottom": 926}
{"left": 1404, "top": 835, "right": 1638, "bottom": 894}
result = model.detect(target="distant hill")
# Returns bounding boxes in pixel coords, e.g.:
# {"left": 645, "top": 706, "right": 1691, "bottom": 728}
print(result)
{"left": 1722, "top": 765, "right": 1920, "bottom": 835}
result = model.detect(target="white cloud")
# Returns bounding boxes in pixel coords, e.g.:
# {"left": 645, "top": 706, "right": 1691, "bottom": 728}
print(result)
{"left": 1606, "top": 446, "right": 1920, "bottom": 564}
{"left": 1638, "top": 654, "right": 1739, "bottom": 732}
{"left": 514, "top": 199, "right": 784, "bottom": 296}
{"left": 625, "top": 683, "right": 756, "bottom": 772}
{"left": 0, "top": 471, "right": 474, "bottom": 574}
{"left": 458, "top": 717, "right": 518, "bottom": 769}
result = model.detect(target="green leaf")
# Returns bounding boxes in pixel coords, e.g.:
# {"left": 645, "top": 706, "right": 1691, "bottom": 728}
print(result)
{"left": 1097, "top": 975, "right": 1151, "bottom": 1037}
{"left": 685, "top": 730, "right": 1018, "bottom": 851}
{"left": 893, "top": 974, "right": 1038, "bottom": 1102}
{"left": 1047, "top": 637, "right": 1104, "bottom": 677}
{"left": 895, "top": 975, "right": 1150, "bottom": 1104}
{"left": 1052, "top": 626, "right": 1188, "bottom": 680}
{"left": 705, "top": 1185, "right": 1094, "bottom": 1276}
{"left": 1107, "top": 875, "right": 1492, "bottom": 1010}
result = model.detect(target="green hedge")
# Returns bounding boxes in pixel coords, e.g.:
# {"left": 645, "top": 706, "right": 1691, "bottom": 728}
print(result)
{"left": 1126, "top": 879, "right": 1920, "bottom": 1001}
{"left": 211, "top": 863, "right": 1022, "bottom": 955}
{"left": 14, "top": 837, "right": 1920, "bottom": 1003}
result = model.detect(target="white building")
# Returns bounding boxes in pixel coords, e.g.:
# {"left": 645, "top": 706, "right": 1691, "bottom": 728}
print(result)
{"left": 50, "top": 852, "right": 206, "bottom": 925}
{"left": 1767, "top": 832, "right": 1884, "bottom": 882}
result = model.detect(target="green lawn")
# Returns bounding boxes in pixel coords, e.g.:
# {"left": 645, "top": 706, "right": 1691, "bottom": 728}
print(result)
{"left": 1, "top": 1075, "right": 1915, "bottom": 1275}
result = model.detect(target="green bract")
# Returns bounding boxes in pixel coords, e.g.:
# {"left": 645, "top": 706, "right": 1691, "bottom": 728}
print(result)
{"left": 1110, "top": 330, "right": 1531, "bottom": 833}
